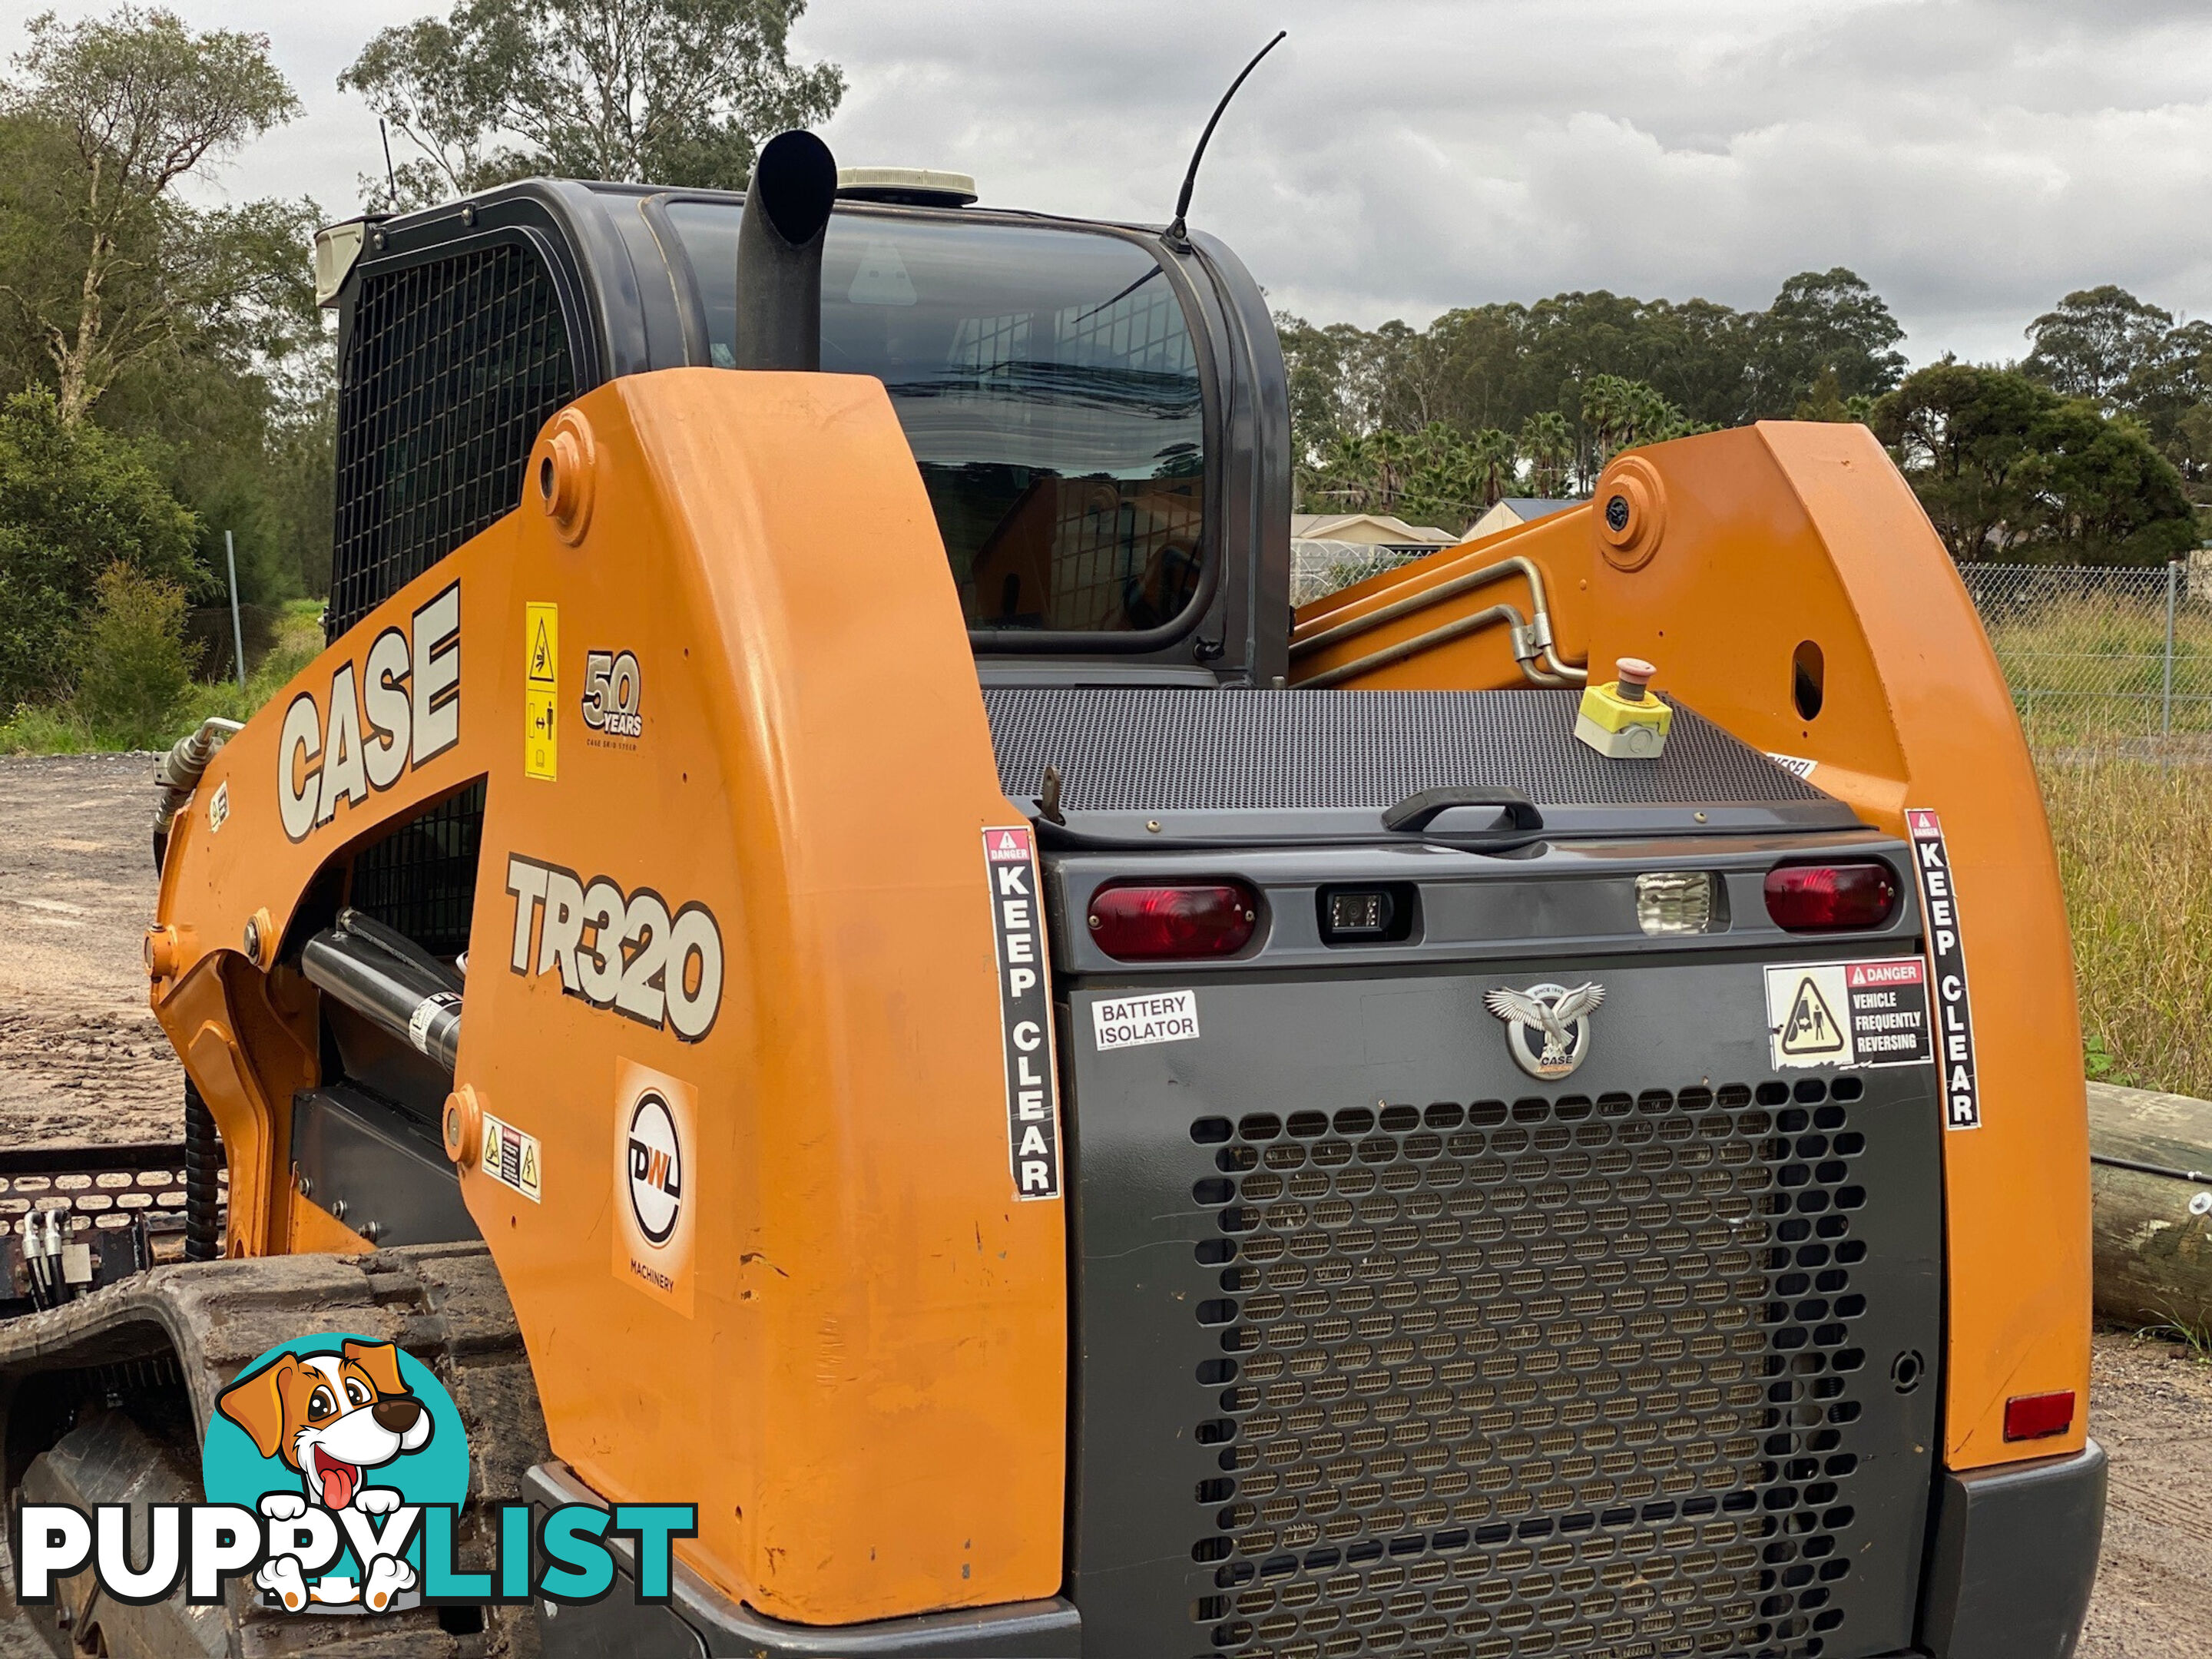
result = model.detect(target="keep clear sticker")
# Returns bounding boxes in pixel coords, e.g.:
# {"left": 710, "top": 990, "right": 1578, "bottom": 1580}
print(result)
{"left": 1766, "top": 958, "right": 1934, "bottom": 1071}
{"left": 985, "top": 826, "right": 1061, "bottom": 1201}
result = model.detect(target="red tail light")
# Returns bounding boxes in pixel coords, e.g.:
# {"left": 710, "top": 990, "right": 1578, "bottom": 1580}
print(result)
{"left": 1088, "top": 882, "right": 1260, "bottom": 961}
{"left": 1763, "top": 863, "right": 1898, "bottom": 931}
{"left": 2004, "top": 1390, "right": 2076, "bottom": 1442}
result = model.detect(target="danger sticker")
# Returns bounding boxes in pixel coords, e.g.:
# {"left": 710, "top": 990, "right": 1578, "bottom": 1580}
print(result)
{"left": 1908, "top": 808, "right": 1982, "bottom": 1130}
{"left": 1766, "top": 956, "right": 1934, "bottom": 1071}
{"left": 478, "top": 1110, "right": 542, "bottom": 1204}
{"left": 985, "top": 826, "right": 1062, "bottom": 1200}
{"left": 1093, "top": 990, "right": 1200, "bottom": 1052}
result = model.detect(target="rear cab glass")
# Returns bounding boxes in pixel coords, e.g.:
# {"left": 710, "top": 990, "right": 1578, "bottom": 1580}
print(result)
{"left": 664, "top": 205, "right": 1207, "bottom": 636}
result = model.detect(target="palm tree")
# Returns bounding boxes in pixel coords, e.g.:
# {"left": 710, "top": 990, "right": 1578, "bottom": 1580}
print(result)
{"left": 1472, "top": 429, "right": 1518, "bottom": 508}
{"left": 1520, "top": 410, "right": 1575, "bottom": 498}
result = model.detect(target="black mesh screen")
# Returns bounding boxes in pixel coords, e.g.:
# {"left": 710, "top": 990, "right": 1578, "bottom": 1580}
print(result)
{"left": 347, "top": 781, "right": 486, "bottom": 960}
{"left": 330, "top": 240, "right": 576, "bottom": 637}
{"left": 1187, "top": 1078, "right": 1874, "bottom": 1659}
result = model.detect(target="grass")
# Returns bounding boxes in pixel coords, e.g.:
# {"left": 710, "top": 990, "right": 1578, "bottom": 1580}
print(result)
{"left": 0, "top": 598, "right": 325, "bottom": 756}
{"left": 2043, "top": 752, "right": 2212, "bottom": 1098}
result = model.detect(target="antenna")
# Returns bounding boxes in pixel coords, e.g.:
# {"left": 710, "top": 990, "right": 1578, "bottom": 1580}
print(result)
{"left": 379, "top": 118, "right": 399, "bottom": 207}
{"left": 1166, "top": 30, "right": 1286, "bottom": 247}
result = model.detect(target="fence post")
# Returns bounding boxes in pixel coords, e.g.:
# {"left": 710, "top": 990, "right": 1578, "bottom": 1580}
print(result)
{"left": 224, "top": 530, "right": 247, "bottom": 690}
{"left": 2164, "top": 558, "right": 2181, "bottom": 741}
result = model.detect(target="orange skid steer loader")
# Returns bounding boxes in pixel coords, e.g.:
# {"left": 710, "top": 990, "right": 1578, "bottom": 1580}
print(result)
{"left": 0, "top": 130, "right": 2101, "bottom": 1659}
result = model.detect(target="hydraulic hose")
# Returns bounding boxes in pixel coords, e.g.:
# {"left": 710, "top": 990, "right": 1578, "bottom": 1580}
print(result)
{"left": 1290, "top": 553, "right": 1588, "bottom": 687}
{"left": 151, "top": 717, "right": 243, "bottom": 869}
{"left": 184, "top": 1076, "right": 223, "bottom": 1262}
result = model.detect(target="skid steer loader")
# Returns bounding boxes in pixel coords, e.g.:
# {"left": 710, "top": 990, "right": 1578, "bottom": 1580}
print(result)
{"left": 0, "top": 127, "right": 2103, "bottom": 1659}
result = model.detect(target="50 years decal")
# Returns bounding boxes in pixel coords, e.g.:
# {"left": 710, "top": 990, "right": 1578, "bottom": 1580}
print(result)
{"left": 278, "top": 584, "right": 461, "bottom": 842}
{"left": 503, "top": 854, "right": 724, "bottom": 1041}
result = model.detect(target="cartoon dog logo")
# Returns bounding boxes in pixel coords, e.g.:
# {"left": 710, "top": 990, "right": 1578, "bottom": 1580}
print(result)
{"left": 216, "top": 1339, "right": 434, "bottom": 1611}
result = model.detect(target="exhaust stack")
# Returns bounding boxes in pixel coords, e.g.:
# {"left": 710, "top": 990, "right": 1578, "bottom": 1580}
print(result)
{"left": 734, "top": 129, "right": 839, "bottom": 372}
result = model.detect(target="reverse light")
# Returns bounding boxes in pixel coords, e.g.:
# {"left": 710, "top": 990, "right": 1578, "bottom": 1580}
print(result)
{"left": 1763, "top": 863, "right": 1897, "bottom": 932}
{"left": 1088, "top": 881, "right": 1260, "bottom": 961}
{"left": 1636, "top": 872, "right": 1717, "bottom": 935}
{"left": 2003, "top": 1390, "right": 2076, "bottom": 1442}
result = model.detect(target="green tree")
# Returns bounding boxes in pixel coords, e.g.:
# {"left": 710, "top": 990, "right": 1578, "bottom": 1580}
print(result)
{"left": 74, "top": 560, "right": 195, "bottom": 745}
{"left": 1750, "top": 268, "right": 1906, "bottom": 419}
{"left": 1, "top": 7, "right": 299, "bottom": 424}
{"left": 2022, "top": 286, "right": 2175, "bottom": 408}
{"left": 0, "top": 386, "right": 199, "bottom": 704}
{"left": 1519, "top": 409, "right": 1574, "bottom": 498}
{"left": 342, "top": 0, "right": 844, "bottom": 208}
{"left": 1872, "top": 361, "right": 2196, "bottom": 565}
{"left": 1469, "top": 428, "right": 1518, "bottom": 509}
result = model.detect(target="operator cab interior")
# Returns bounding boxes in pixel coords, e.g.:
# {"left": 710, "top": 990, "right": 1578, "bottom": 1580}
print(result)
{"left": 666, "top": 207, "right": 1209, "bottom": 638}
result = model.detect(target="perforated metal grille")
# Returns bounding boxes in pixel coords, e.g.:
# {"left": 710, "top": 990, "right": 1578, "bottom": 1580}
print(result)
{"left": 1186, "top": 1079, "right": 1873, "bottom": 1659}
{"left": 982, "top": 689, "right": 1830, "bottom": 814}
{"left": 331, "top": 241, "right": 575, "bottom": 636}
{"left": 348, "top": 780, "right": 486, "bottom": 959}
{"left": 0, "top": 1147, "right": 220, "bottom": 1232}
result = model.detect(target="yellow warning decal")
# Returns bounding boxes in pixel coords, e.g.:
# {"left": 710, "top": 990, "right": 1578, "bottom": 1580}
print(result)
{"left": 479, "top": 1109, "right": 542, "bottom": 1204}
{"left": 524, "top": 601, "right": 558, "bottom": 780}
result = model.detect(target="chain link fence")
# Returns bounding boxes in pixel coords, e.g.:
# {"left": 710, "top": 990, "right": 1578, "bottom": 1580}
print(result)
{"left": 1963, "top": 557, "right": 2212, "bottom": 760}
{"left": 1290, "top": 539, "right": 1441, "bottom": 606}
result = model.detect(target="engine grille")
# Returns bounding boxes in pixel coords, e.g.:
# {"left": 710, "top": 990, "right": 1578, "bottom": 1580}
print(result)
{"left": 331, "top": 239, "right": 576, "bottom": 637}
{"left": 347, "top": 780, "right": 486, "bottom": 959}
{"left": 1186, "top": 1079, "right": 1873, "bottom": 1659}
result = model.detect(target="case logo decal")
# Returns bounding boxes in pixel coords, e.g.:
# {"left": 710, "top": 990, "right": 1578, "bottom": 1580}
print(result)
{"left": 1485, "top": 982, "right": 1604, "bottom": 1081}
{"left": 278, "top": 583, "right": 460, "bottom": 842}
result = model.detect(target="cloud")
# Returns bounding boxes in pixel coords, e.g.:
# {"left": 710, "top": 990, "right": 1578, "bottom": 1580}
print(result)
{"left": 6, "top": 0, "right": 2210, "bottom": 364}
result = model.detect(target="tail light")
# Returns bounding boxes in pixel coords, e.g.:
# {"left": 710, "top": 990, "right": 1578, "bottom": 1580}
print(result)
{"left": 1088, "top": 881, "right": 1260, "bottom": 961}
{"left": 2003, "top": 1390, "right": 2076, "bottom": 1442}
{"left": 1764, "top": 863, "right": 1897, "bottom": 931}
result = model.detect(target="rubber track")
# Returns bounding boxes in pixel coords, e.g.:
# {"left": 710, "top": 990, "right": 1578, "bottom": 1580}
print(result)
{"left": 0, "top": 1243, "right": 548, "bottom": 1657}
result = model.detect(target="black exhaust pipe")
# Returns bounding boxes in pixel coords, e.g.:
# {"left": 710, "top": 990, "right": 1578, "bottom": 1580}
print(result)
{"left": 734, "top": 130, "right": 839, "bottom": 372}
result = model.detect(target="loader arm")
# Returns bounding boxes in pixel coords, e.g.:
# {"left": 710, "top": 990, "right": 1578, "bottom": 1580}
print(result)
{"left": 1290, "top": 422, "right": 2091, "bottom": 1472}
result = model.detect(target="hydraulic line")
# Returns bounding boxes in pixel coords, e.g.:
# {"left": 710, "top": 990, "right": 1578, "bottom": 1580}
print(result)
{"left": 151, "top": 717, "right": 243, "bottom": 868}
{"left": 1290, "top": 553, "right": 1588, "bottom": 687}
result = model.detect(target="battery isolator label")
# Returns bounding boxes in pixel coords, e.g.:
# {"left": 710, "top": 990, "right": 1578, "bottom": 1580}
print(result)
{"left": 1093, "top": 990, "right": 1200, "bottom": 1052}
{"left": 985, "top": 826, "right": 1061, "bottom": 1200}
{"left": 1766, "top": 957, "right": 1933, "bottom": 1071}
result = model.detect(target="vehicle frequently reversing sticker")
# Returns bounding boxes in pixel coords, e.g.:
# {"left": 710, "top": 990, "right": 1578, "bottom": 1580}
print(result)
{"left": 1907, "top": 808, "right": 1981, "bottom": 1129}
{"left": 984, "top": 826, "right": 1061, "bottom": 1200}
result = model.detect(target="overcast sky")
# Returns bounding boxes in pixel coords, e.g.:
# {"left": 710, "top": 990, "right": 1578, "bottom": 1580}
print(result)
{"left": 7, "top": 0, "right": 2212, "bottom": 365}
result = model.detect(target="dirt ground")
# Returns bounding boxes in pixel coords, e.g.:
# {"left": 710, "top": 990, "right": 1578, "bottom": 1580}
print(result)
{"left": 0, "top": 753, "right": 2205, "bottom": 1655}
{"left": 0, "top": 754, "right": 185, "bottom": 1147}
